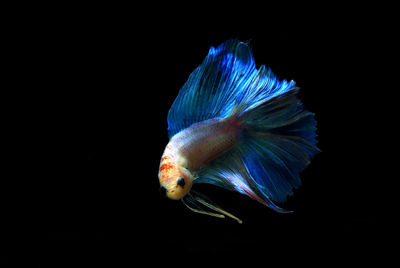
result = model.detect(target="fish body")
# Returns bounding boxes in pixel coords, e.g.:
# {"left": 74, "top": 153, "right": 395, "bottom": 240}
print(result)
{"left": 158, "top": 39, "right": 320, "bottom": 220}
{"left": 159, "top": 117, "right": 240, "bottom": 199}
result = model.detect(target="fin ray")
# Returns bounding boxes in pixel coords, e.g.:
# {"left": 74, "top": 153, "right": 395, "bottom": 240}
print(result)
{"left": 167, "top": 39, "right": 255, "bottom": 137}
{"left": 237, "top": 90, "right": 320, "bottom": 203}
{"left": 167, "top": 39, "right": 295, "bottom": 138}
{"left": 195, "top": 91, "right": 320, "bottom": 205}
{"left": 195, "top": 148, "right": 289, "bottom": 212}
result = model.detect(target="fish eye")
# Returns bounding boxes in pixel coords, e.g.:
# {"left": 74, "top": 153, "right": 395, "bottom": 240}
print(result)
{"left": 177, "top": 177, "right": 185, "bottom": 187}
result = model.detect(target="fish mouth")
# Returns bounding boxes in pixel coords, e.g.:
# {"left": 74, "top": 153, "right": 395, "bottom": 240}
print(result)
{"left": 166, "top": 188, "right": 185, "bottom": 200}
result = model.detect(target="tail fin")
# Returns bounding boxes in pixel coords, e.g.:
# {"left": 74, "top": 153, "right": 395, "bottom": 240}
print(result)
{"left": 196, "top": 89, "right": 319, "bottom": 208}
{"left": 237, "top": 89, "right": 320, "bottom": 203}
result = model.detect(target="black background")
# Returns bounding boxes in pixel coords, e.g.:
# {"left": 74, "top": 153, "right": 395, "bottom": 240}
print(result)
{"left": 5, "top": 4, "right": 390, "bottom": 266}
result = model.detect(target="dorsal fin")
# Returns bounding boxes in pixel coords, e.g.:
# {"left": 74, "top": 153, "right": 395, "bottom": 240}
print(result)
{"left": 167, "top": 39, "right": 295, "bottom": 138}
{"left": 167, "top": 39, "right": 255, "bottom": 138}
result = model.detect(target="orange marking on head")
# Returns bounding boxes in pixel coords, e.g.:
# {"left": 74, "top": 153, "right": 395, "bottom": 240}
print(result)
{"left": 160, "top": 163, "right": 174, "bottom": 172}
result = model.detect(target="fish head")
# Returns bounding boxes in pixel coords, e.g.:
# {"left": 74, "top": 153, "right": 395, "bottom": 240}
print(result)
{"left": 159, "top": 163, "right": 194, "bottom": 200}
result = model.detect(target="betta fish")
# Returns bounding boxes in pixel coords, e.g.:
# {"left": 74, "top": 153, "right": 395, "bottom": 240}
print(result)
{"left": 158, "top": 39, "right": 320, "bottom": 223}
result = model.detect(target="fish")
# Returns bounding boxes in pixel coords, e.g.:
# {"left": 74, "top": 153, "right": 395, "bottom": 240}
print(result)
{"left": 158, "top": 39, "right": 320, "bottom": 223}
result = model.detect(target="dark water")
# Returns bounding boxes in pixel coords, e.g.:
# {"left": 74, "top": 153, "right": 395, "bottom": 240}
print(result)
{"left": 5, "top": 5, "right": 390, "bottom": 267}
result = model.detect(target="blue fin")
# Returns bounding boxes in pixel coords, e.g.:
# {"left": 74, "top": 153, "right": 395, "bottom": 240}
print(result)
{"left": 170, "top": 39, "right": 320, "bottom": 208}
{"left": 167, "top": 39, "right": 294, "bottom": 138}
{"left": 239, "top": 89, "right": 320, "bottom": 203}
{"left": 196, "top": 90, "right": 320, "bottom": 205}
{"left": 195, "top": 148, "right": 291, "bottom": 213}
